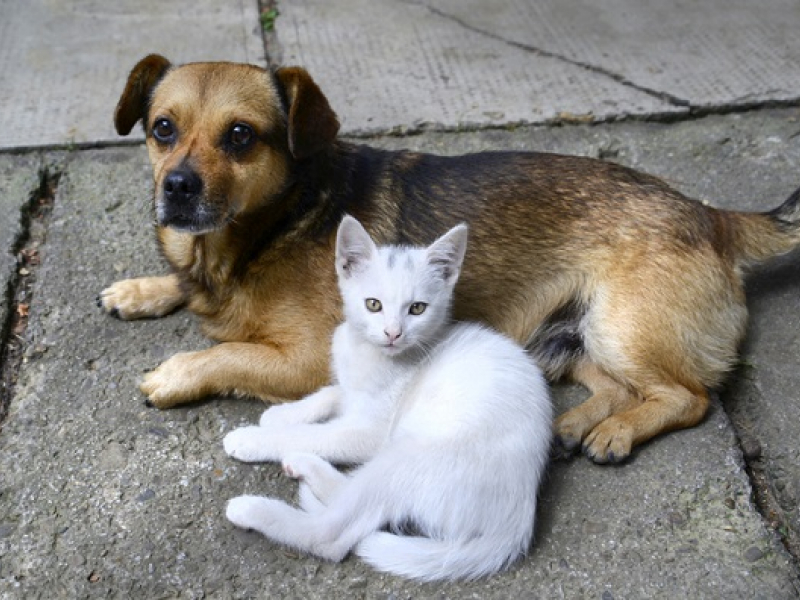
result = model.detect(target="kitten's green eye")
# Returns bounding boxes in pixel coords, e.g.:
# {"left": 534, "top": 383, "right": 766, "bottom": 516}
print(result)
{"left": 365, "top": 298, "right": 382, "bottom": 313}
{"left": 409, "top": 302, "right": 427, "bottom": 316}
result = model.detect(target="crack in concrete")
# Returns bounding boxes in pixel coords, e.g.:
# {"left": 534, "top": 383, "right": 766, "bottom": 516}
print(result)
{"left": 339, "top": 101, "right": 798, "bottom": 141}
{"left": 0, "top": 166, "right": 58, "bottom": 427}
{"left": 398, "top": 0, "right": 692, "bottom": 109}
{"left": 733, "top": 429, "right": 800, "bottom": 579}
{"left": 723, "top": 368, "right": 800, "bottom": 572}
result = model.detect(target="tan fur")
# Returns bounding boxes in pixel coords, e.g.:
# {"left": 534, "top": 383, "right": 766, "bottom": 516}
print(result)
{"left": 100, "top": 54, "right": 800, "bottom": 462}
{"left": 99, "top": 274, "right": 185, "bottom": 319}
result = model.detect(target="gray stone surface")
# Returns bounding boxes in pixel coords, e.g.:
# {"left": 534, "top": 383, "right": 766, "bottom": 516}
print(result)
{"left": 727, "top": 252, "right": 800, "bottom": 550}
{"left": 424, "top": 0, "right": 800, "bottom": 109}
{"left": 0, "top": 0, "right": 265, "bottom": 150}
{"left": 2, "top": 0, "right": 800, "bottom": 597}
{"left": 2, "top": 113, "right": 800, "bottom": 598}
{"left": 275, "top": 0, "right": 800, "bottom": 135}
{"left": 275, "top": 0, "right": 682, "bottom": 134}
{"left": 6, "top": 0, "right": 799, "bottom": 147}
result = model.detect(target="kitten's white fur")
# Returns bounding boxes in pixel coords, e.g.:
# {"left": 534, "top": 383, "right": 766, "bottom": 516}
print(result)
{"left": 224, "top": 216, "right": 552, "bottom": 581}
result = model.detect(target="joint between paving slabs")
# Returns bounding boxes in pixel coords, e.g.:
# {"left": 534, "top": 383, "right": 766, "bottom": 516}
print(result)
{"left": 0, "top": 167, "right": 59, "bottom": 427}
{"left": 722, "top": 406, "right": 800, "bottom": 574}
{"left": 259, "top": 0, "right": 282, "bottom": 68}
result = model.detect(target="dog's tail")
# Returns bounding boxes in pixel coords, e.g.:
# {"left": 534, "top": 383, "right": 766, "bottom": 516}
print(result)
{"left": 355, "top": 531, "right": 525, "bottom": 582}
{"left": 728, "top": 185, "right": 800, "bottom": 267}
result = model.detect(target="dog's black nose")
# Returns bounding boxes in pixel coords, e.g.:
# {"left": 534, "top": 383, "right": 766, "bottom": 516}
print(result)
{"left": 163, "top": 169, "right": 202, "bottom": 203}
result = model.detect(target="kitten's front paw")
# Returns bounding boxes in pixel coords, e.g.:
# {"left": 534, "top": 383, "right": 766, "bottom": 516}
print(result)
{"left": 224, "top": 426, "right": 274, "bottom": 462}
{"left": 259, "top": 403, "right": 299, "bottom": 428}
{"left": 226, "top": 495, "right": 278, "bottom": 532}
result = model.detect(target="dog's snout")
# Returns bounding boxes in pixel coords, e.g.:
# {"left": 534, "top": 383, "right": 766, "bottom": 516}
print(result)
{"left": 163, "top": 170, "right": 202, "bottom": 202}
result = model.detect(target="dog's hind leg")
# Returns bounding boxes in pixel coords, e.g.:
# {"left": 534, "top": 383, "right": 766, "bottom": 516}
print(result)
{"left": 581, "top": 384, "right": 709, "bottom": 463}
{"left": 554, "top": 360, "right": 641, "bottom": 454}
{"left": 555, "top": 251, "right": 741, "bottom": 463}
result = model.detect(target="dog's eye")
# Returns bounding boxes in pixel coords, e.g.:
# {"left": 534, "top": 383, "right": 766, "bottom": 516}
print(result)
{"left": 152, "top": 118, "right": 175, "bottom": 143}
{"left": 229, "top": 123, "right": 255, "bottom": 149}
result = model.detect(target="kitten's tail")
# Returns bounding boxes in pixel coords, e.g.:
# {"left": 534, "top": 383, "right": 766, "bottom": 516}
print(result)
{"left": 355, "top": 531, "right": 526, "bottom": 582}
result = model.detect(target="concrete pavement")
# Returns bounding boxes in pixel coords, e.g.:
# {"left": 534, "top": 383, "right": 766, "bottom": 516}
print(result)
{"left": 1, "top": 1, "right": 800, "bottom": 598}
{"left": 0, "top": 0, "right": 265, "bottom": 149}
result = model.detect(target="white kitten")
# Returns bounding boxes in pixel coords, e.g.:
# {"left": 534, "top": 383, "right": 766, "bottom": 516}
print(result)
{"left": 225, "top": 216, "right": 552, "bottom": 581}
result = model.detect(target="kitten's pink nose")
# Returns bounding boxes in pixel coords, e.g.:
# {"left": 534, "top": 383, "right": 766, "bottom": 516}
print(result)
{"left": 384, "top": 327, "right": 402, "bottom": 344}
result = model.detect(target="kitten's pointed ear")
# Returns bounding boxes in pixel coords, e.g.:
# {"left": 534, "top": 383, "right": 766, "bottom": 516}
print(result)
{"left": 427, "top": 224, "right": 468, "bottom": 284}
{"left": 336, "top": 216, "right": 376, "bottom": 278}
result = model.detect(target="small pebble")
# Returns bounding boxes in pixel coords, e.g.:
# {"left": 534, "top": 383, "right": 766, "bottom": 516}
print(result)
{"left": 136, "top": 489, "right": 155, "bottom": 503}
{"left": 744, "top": 546, "right": 763, "bottom": 562}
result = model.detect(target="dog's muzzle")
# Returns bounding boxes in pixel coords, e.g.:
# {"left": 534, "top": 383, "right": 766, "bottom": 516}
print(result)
{"left": 157, "top": 168, "right": 225, "bottom": 234}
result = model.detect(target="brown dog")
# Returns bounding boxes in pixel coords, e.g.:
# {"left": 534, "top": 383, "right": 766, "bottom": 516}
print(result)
{"left": 100, "top": 54, "right": 800, "bottom": 463}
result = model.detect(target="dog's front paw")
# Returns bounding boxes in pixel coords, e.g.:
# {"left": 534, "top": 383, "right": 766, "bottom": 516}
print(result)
{"left": 98, "top": 276, "right": 184, "bottom": 320}
{"left": 224, "top": 426, "right": 275, "bottom": 463}
{"left": 140, "top": 352, "right": 207, "bottom": 408}
{"left": 581, "top": 416, "right": 634, "bottom": 464}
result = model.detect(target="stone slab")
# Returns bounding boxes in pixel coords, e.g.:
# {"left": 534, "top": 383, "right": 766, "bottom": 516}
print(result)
{"left": 0, "top": 0, "right": 265, "bottom": 150}
{"left": 2, "top": 111, "right": 800, "bottom": 597}
{"left": 274, "top": 0, "right": 683, "bottom": 135}
{"left": 4, "top": 0, "right": 800, "bottom": 148}
{"left": 427, "top": 0, "right": 800, "bottom": 110}
{"left": 273, "top": 0, "right": 800, "bottom": 135}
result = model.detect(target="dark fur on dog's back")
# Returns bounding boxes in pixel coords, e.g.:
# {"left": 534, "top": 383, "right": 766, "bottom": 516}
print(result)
{"left": 100, "top": 55, "right": 800, "bottom": 463}
{"left": 325, "top": 145, "right": 800, "bottom": 343}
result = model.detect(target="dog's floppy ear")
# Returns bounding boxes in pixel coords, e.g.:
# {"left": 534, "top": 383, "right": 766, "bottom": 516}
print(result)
{"left": 275, "top": 67, "right": 340, "bottom": 159}
{"left": 114, "top": 54, "right": 172, "bottom": 136}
